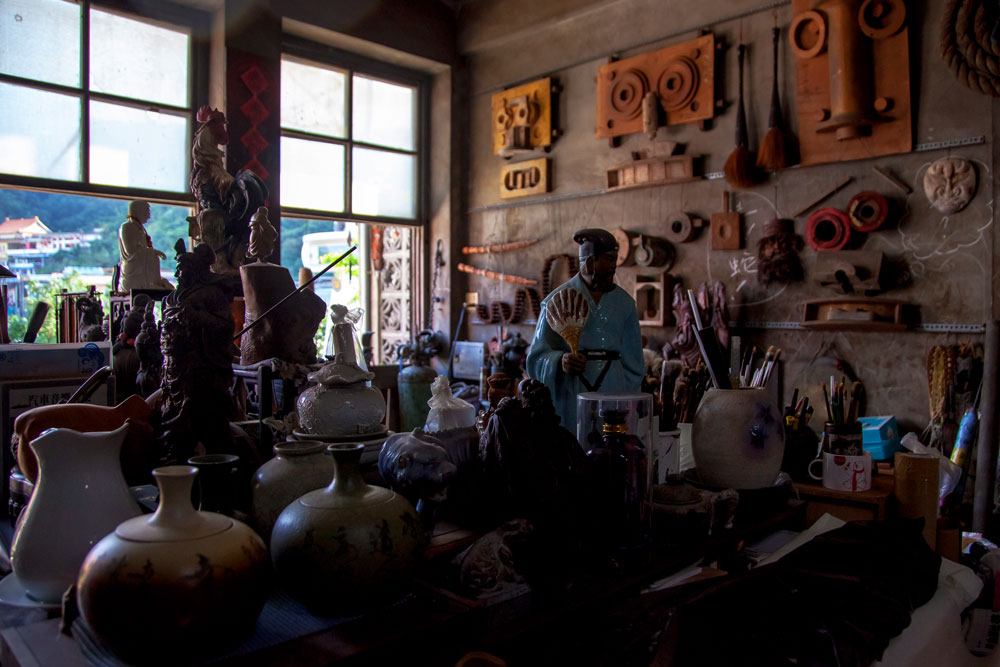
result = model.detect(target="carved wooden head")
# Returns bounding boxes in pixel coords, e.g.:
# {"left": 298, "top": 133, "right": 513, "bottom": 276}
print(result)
{"left": 924, "top": 156, "right": 977, "bottom": 215}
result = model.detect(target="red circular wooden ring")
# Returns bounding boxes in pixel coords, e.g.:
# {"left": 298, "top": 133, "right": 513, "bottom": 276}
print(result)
{"left": 806, "top": 207, "right": 851, "bottom": 251}
{"left": 847, "top": 191, "right": 889, "bottom": 232}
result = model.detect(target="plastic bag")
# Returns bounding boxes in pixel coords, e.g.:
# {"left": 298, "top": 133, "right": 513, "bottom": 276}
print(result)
{"left": 900, "top": 432, "right": 962, "bottom": 504}
{"left": 324, "top": 304, "right": 366, "bottom": 370}
{"left": 425, "top": 375, "right": 476, "bottom": 432}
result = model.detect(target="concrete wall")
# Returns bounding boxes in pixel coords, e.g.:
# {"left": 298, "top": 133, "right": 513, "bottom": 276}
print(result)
{"left": 457, "top": 0, "right": 996, "bottom": 433}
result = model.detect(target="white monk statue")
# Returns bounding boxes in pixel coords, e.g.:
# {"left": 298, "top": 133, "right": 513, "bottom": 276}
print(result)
{"left": 118, "top": 200, "right": 174, "bottom": 291}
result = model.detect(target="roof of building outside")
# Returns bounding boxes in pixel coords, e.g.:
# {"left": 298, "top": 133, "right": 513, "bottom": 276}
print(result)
{"left": 0, "top": 217, "right": 53, "bottom": 235}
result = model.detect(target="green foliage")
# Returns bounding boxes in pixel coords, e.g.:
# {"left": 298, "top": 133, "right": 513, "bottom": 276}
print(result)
{"left": 7, "top": 273, "right": 90, "bottom": 343}
{"left": 0, "top": 189, "right": 191, "bottom": 276}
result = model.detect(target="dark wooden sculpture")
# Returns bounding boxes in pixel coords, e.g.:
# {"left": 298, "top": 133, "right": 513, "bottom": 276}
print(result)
{"left": 134, "top": 301, "right": 163, "bottom": 399}
{"left": 159, "top": 243, "right": 238, "bottom": 463}
{"left": 76, "top": 286, "right": 107, "bottom": 342}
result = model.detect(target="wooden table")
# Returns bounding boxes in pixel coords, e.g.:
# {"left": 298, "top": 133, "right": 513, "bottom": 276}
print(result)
{"left": 793, "top": 475, "right": 894, "bottom": 524}
{"left": 0, "top": 501, "right": 807, "bottom": 666}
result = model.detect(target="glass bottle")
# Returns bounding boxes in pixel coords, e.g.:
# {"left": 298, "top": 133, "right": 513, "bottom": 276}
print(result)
{"left": 586, "top": 408, "right": 648, "bottom": 548}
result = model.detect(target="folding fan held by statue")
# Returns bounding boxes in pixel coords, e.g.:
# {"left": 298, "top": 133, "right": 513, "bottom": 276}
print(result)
{"left": 545, "top": 287, "right": 590, "bottom": 354}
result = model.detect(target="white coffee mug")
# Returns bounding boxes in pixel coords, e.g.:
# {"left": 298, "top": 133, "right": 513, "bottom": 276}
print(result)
{"left": 808, "top": 451, "right": 872, "bottom": 492}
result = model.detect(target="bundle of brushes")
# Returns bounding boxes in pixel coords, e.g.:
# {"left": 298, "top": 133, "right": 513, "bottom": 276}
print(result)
{"left": 724, "top": 40, "right": 759, "bottom": 189}
{"left": 783, "top": 388, "right": 814, "bottom": 431}
{"left": 738, "top": 345, "right": 781, "bottom": 388}
{"left": 757, "top": 26, "right": 796, "bottom": 170}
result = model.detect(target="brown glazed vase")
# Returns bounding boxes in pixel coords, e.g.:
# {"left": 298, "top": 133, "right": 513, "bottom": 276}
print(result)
{"left": 250, "top": 440, "right": 336, "bottom": 542}
{"left": 270, "top": 443, "right": 424, "bottom": 615}
{"left": 691, "top": 388, "right": 785, "bottom": 489}
{"left": 76, "top": 466, "right": 270, "bottom": 663}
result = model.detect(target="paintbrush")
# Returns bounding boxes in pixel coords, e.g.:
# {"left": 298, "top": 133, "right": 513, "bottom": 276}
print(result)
{"left": 761, "top": 346, "right": 781, "bottom": 386}
{"left": 724, "top": 41, "right": 758, "bottom": 189}
{"left": 757, "top": 26, "right": 794, "bottom": 170}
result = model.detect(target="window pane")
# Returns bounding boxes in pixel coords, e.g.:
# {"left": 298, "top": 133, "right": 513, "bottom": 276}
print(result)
{"left": 281, "top": 58, "right": 346, "bottom": 138}
{"left": 89, "top": 101, "right": 187, "bottom": 191}
{"left": 281, "top": 137, "right": 345, "bottom": 211}
{"left": 352, "top": 75, "right": 415, "bottom": 150}
{"left": 0, "top": 0, "right": 81, "bottom": 87}
{"left": 0, "top": 83, "right": 80, "bottom": 181}
{"left": 352, "top": 148, "right": 415, "bottom": 219}
{"left": 90, "top": 8, "right": 189, "bottom": 107}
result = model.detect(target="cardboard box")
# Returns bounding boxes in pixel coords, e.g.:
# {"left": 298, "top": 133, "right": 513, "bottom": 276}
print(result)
{"left": 0, "top": 342, "right": 111, "bottom": 380}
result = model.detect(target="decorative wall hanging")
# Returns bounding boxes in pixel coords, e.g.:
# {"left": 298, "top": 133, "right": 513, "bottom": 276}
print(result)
{"left": 710, "top": 192, "right": 742, "bottom": 250}
{"left": 941, "top": 0, "right": 1000, "bottom": 96}
{"left": 541, "top": 254, "right": 579, "bottom": 296}
{"left": 462, "top": 239, "right": 539, "bottom": 254}
{"left": 923, "top": 156, "right": 977, "bottom": 214}
{"left": 634, "top": 234, "right": 674, "bottom": 269}
{"left": 634, "top": 273, "right": 673, "bottom": 327}
{"left": 475, "top": 288, "right": 542, "bottom": 324}
{"left": 791, "top": 0, "right": 911, "bottom": 165}
{"left": 500, "top": 158, "right": 551, "bottom": 199}
{"left": 664, "top": 211, "right": 704, "bottom": 243}
{"left": 846, "top": 191, "right": 890, "bottom": 231}
{"left": 814, "top": 250, "right": 890, "bottom": 295}
{"left": 596, "top": 32, "right": 716, "bottom": 139}
{"left": 491, "top": 77, "right": 559, "bottom": 157}
{"left": 756, "top": 219, "right": 803, "bottom": 285}
{"left": 458, "top": 263, "right": 538, "bottom": 285}
{"left": 806, "top": 207, "right": 852, "bottom": 251}
{"left": 605, "top": 154, "right": 698, "bottom": 191}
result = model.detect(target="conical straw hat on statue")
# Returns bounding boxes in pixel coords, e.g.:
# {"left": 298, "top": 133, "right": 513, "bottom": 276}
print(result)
{"left": 545, "top": 287, "right": 589, "bottom": 355}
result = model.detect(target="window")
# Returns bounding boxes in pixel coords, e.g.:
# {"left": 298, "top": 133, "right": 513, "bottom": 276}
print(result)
{"left": 280, "top": 40, "right": 426, "bottom": 363}
{"left": 0, "top": 0, "right": 206, "bottom": 196}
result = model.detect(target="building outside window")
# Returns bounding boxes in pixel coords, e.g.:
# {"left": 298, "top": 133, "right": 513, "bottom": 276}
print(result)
{"left": 279, "top": 40, "right": 426, "bottom": 363}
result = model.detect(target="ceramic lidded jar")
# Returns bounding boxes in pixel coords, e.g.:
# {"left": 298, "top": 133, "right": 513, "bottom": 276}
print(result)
{"left": 76, "top": 466, "right": 270, "bottom": 663}
{"left": 250, "top": 440, "right": 336, "bottom": 541}
{"left": 270, "top": 443, "right": 424, "bottom": 615}
{"left": 691, "top": 388, "right": 785, "bottom": 489}
{"left": 296, "top": 322, "right": 386, "bottom": 436}
{"left": 11, "top": 424, "right": 141, "bottom": 604}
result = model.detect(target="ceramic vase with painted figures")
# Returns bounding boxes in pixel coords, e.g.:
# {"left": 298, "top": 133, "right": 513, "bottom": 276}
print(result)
{"left": 250, "top": 440, "right": 336, "bottom": 542}
{"left": 691, "top": 387, "right": 785, "bottom": 489}
{"left": 76, "top": 466, "right": 270, "bottom": 663}
{"left": 270, "top": 443, "right": 424, "bottom": 615}
{"left": 10, "top": 424, "right": 141, "bottom": 604}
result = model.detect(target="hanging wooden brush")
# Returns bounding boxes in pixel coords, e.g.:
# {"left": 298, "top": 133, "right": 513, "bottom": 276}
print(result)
{"left": 724, "top": 42, "right": 757, "bottom": 189}
{"left": 757, "top": 26, "right": 793, "bottom": 170}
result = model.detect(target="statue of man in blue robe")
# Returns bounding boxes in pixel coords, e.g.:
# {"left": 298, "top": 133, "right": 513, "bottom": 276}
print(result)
{"left": 526, "top": 228, "right": 644, "bottom": 430}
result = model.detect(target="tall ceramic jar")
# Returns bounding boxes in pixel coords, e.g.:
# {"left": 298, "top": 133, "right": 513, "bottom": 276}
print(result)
{"left": 250, "top": 440, "right": 336, "bottom": 542}
{"left": 10, "top": 424, "right": 141, "bottom": 603}
{"left": 76, "top": 466, "right": 270, "bottom": 663}
{"left": 691, "top": 388, "right": 785, "bottom": 489}
{"left": 270, "top": 443, "right": 424, "bottom": 615}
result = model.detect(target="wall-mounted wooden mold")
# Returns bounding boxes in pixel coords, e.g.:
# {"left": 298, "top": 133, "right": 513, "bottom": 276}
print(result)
{"left": 710, "top": 192, "right": 742, "bottom": 250}
{"left": 596, "top": 33, "right": 716, "bottom": 139}
{"left": 790, "top": 0, "right": 911, "bottom": 165}
{"left": 635, "top": 273, "right": 673, "bottom": 327}
{"left": 492, "top": 77, "right": 558, "bottom": 157}
{"left": 500, "top": 158, "right": 551, "bottom": 199}
{"left": 801, "top": 298, "right": 914, "bottom": 331}
{"left": 814, "top": 250, "right": 890, "bottom": 295}
{"left": 606, "top": 155, "right": 698, "bottom": 192}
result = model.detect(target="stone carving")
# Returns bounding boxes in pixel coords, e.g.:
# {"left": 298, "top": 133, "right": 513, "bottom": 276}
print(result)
{"left": 76, "top": 286, "right": 107, "bottom": 342}
{"left": 246, "top": 206, "right": 277, "bottom": 263}
{"left": 159, "top": 243, "right": 238, "bottom": 463}
{"left": 189, "top": 106, "right": 268, "bottom": 277}
{"left": 135, "top": 301, "right": 162, "bottom": 399}
{"left": 118, "top": 200, "right": 174, "bottom": 291}
{"left": 924, "top": 156, "right": 977, "bottom": 215}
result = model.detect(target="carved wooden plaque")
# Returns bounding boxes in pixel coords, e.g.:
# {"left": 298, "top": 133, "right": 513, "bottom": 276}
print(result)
{"left": 491, "top": 77, "right": 555, "bottom": 156}
{"left": 596, "top": 33, "right": 716, "bottom": 138}
{"left": 791, "top": 0, "right": 911, "bottom": 166}
{"left": 500, "top": 158, "right": 550, "bottom": 199}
